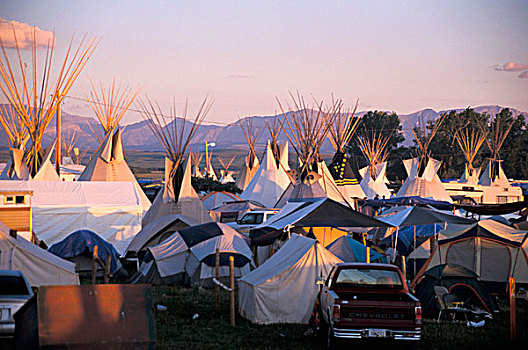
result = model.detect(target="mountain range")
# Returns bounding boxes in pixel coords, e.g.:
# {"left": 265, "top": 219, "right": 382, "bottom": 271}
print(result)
{"left": 1, "top": 105, "right": 526, "bottom": 153}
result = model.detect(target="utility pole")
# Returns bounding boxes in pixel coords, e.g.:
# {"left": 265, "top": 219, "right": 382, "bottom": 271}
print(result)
{"left": 55, "top": 94, "right": 62, "bottom": 175}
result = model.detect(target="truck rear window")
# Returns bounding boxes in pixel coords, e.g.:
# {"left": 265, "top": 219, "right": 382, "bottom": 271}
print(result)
{"left": 239, "top": 213, "right": 264, "bottom": 225}
{"left": 0, "top": 276, "right": 30, "bottom": 295}
{"left": 335, "top": 268, "right": 403, "bottom": 289}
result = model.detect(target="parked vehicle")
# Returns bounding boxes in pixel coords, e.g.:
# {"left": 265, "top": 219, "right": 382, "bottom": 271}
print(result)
{"left": 0, "top": 270, "right": 33, "bottom": 336}
{"left": 319, "top": 263, "right": 421, "bottom": 348}
{"left": 226, "top": 209, "right": 278, "bottom": 234}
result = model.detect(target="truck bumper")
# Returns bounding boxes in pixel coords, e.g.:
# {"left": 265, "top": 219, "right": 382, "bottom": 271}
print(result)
{"left": 333, "top": 327, "right": 421, "bottom": 341}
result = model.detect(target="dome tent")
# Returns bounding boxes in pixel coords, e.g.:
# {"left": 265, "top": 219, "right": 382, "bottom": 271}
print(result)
{"left": 131, "top": 222, "right": 253, "bottom": 286}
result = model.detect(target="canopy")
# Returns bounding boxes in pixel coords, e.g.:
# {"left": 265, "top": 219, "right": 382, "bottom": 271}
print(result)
{"left": 238, "top": 234, "right": 341, "bottom": 324}
{"left": 0, "top": 221, "right": 79, "bottom": 287}
{"left": 377, "top": 206, "right": 475, "bottom": 227}
{"left": 255, "top": 198, "right": 391, "bottom": 231}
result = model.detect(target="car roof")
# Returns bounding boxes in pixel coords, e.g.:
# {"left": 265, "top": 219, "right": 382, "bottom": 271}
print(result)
{"left": 336, "top": 262, "right": 400, "bottom": 270}
{"left": 0, "top": 270, "right": 26, "bottom": 277}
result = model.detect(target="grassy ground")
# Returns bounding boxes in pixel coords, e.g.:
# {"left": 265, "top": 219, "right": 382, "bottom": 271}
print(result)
{"left": 153, "top": 286, "right": 527, "bottom": 350}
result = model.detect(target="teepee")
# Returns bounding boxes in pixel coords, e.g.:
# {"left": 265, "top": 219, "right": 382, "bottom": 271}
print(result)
{"left": 396, "top": 115, "right": 452, "bottom": 202}
{"left": 326, "top": 99, "right": 365, "bottom": 199}
{"left": 478, "top": 113, "right": 513, "bottom": 187}
{"left": 357, "top": 125, "right": 392, "bottom": 199}
{"left": 453, "top": 119, "right": 487, "bottom": 184}
{"left": 218, "top": 156, "right": 236, "bottom": 184}
{"left": 191, "top": 152, "right": 204, "bottom": 178}
{"left": 0, "top": 25, "right": 98, "bottom": 178}
{"left": 236, "top": 118, "right": 262, "bottom": 190}
{"left": 78, "top": 79, "right": 150, "bottom": 208}
{"left": 138, "top": 97, "right": 213, "bottom": 226}
{"left": 0, "top": 105, "right": 30, "bottom": 180}
{"left": 275, "top": 93, "right": 355, "bottom": 208}
{"left": 62, "top": 130, "right": 78, "bottom": 165}
{"left": 204, "top": 144, "right": 218, "bottom": 180}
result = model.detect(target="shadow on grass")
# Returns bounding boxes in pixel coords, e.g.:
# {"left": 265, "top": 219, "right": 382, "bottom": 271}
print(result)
{"left": 153, "top": 286, "right": 528, "bottom": 350}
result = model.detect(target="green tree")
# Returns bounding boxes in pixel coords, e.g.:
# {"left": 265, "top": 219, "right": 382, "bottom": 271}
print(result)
{"left": 347, "top": 111, "right": 406, "bottom": 182}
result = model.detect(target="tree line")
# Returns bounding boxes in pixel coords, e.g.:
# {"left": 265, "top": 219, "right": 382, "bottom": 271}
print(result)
{"left": 346, "top": 108, "right": 528, "bottom": 183}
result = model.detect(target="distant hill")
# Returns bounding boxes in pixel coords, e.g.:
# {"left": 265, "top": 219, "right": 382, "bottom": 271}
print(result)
{"left": 1, "top": 104, "right": 526, "bottom": 152}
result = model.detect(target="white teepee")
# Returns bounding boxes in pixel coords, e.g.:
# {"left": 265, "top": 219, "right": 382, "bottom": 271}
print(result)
{"left": 236, "top": 118, "right": 262, "bottom": 190}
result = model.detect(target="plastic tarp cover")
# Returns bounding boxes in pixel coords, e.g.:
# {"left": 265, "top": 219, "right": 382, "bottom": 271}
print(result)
{"left": 48, "top": 230, "right": 122, "bottom": 273}
{"left": 0, "top": 221, "right": 79, "bottom": 286}
{"left": 326, "top": 235, "right": 384, "bottom": 262}
{"left": 238, "top": 234, "right": 342, "bottom": 324}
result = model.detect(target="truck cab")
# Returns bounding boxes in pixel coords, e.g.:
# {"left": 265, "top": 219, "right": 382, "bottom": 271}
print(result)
{"left": 319, "top": 263, "right": 421, "bottom": 347}
{"left": 226, "top": 210, "right": 278, "bottom": 235}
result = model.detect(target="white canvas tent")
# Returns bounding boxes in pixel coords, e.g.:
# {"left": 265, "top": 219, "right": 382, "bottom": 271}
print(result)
{"left": 78, "top": 128, "right": 151, "bottom": 208}
{"left": 236, "top": 118, "right": 262, "bottom": 191}
{"left": 238, "top": 234, "right": 342, "bottom": 324}
{"left": 32, "top": 142, "right": 60, "bottom": 181}
{"left": 359, "top": 162, "right": 391, "bottom": 199}
{"left": 142, "top": 156, "right": 212, "bottom": 226}
{"left": 240, "top": 141, "right": 291, "bottom": 208}
{"left": 0, "top": 221, "right": 79, "bottom": 287}
{"left": 396, "top": 157, "right": 453, "bottom": 202}
{"left": 0, "top": 180, "right": 149, "bottom": 254}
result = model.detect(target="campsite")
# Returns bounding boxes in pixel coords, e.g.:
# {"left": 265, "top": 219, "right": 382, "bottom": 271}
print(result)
{"left": 1, "top": 2, "right": 528, "bottom": 349}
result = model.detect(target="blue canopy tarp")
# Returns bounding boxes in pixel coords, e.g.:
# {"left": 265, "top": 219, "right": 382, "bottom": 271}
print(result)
{"left": 326, "top": 235, "right": 386, "bottom": 262}
{"left": 48, "top": 230, "right": 122, "bottom": 273}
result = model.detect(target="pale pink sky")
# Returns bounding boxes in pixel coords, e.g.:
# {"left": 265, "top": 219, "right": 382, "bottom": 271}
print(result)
{"left": 0, "top": 0, "right": 527, "bottom": 124}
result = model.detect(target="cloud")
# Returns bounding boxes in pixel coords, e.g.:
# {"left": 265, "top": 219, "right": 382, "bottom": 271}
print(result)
{"left": 0, "top": 17, "right": 54, "bottom": 49}
{"left": 519, "top": 71, "right": 528, "bottom": 79}
{"left": 494, "top": 62, "right": 528, "bottom": 72}
{"left": 224, "top": 74, "right": 254, "bottom": 80}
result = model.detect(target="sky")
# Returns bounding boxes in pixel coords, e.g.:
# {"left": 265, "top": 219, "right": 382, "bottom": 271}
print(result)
{"left": 0, "top": 0, "right": 527, "bottom": 125}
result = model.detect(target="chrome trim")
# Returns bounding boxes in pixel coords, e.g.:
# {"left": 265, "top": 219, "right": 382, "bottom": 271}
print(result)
{"left": 333, "top": 327, "right": 421, "bottom": 341}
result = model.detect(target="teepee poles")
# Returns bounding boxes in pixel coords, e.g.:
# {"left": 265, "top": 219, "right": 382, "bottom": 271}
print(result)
{"left": 454, "top": 120, "right": 487, "bottom": 176}
{"left": 0, "top": 24, "right": 99, "bottom": 176}
{"left": 239, "top": 117, "right": 263, "bottom": 169}
{"left": 87, "top": 78, "right": 140, "bottom": 141}
{"left": 357, "top": 126, "right": 393, "bottom": 181}
{"left": 406, "top": 113, "right": 446, "bottom": 175}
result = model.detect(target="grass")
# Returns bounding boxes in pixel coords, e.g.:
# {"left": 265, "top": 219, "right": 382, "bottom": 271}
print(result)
{"left": 152, "top": 286, "right": 528, "bottom": 350}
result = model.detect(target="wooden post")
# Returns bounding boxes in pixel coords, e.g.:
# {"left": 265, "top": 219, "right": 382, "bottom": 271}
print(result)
{"left": 104, "top": 254, "right": 111, "bottom": 284}
{"left": 229, "top": 256, "right": 235, "bottom": 326}
{"left": 402, "top": 256, "right": 407, "bottom": 282}
{"left": 92, "top": 245, "right": 98, "bottom": 284}
{"left": 56, "top": 94, "right": 62, "bottom": 175}
{"left": 215, "top": 248, "right": 220, "bottom": 310}
{"left": 509, "top": 277, "right": 516, "bottom": 340}
{"left": 366, "top": 247, "right": 370, "bottom": 263}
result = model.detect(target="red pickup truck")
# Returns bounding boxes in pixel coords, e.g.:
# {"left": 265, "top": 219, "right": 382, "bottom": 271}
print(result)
{"left": 319, "top": 263, "right": 422, "bottom": 348}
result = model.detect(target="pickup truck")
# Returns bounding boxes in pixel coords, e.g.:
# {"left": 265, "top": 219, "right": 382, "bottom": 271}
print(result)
{"left": 226, "top": 210, "right": 278, "bottom": 235}
{"left": 319, "top": 263, "right": 421, "bottom": 348}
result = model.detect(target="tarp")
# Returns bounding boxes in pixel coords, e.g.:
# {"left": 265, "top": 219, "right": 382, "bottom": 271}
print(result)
{"left": 48, "top": 230, "right": 122, "bottom": 273}
{"left": 0, "top": 180, "right": 150, "bottom": 254}
{"left": 376, "top": 206, "right": 475, "bottom": 227}
{"left": 360, "top": 196, "right": 455, "bottom": 211}
{"left": 0, "top": 221, "right": 79, "bottom": 287}
{"left": 238, "top": 234, "right": 342, "bottom": 324}
{"left": 326, "top": 235, "right": 385, "bottom": 262}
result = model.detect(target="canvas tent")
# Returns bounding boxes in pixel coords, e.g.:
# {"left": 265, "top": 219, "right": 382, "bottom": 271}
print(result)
{"left": 202, "top": 191, "right": 241, "bottom": 211}
{"left": 131, "top": 222, "right": 254, "bottom": 286}
{"left": 32, "top": 142, "right": 61, "bottom": 181}
{"left": 240, "top": 140, "right": 291, "bottom": 208}
{"left": 359, "top": 162, "right": 391, "bottom": 199}
{"left": 413, "top": 219, "right": 528, "bottom": 293}
{"left": 238, "top": 234, "right": 342, "bottom": 324}
{"left": 0, "top": 180, "right": 149, "bottom": 254}
{"left": 48, "top": 229, "right": 122, "bottom": 274}
{"left": 396, "top": 157, "right": 453, "bottom": 202}
{"left": 124, "top": 214, "right": 198, "bottom": 258}
{"left": 217, "top": 156, "right": 236, "bottom": 184}
{"left": 0, "top": 221, "right": 79, "bottom": 287}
